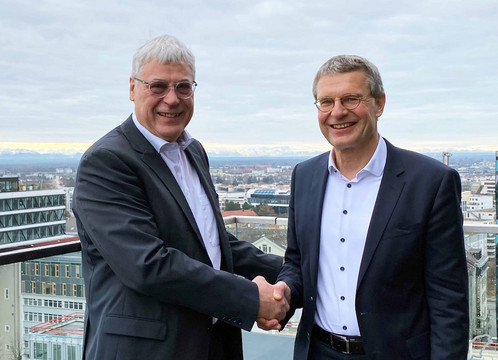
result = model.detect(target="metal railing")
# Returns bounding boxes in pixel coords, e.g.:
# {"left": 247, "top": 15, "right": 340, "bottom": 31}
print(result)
{"left": 1, "top": 219, "right": 497, "bottom": 265}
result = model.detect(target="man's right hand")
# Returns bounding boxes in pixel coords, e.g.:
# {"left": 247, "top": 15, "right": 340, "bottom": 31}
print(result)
{"left": 252, "top": 276, "right": 291, "bottom": 331}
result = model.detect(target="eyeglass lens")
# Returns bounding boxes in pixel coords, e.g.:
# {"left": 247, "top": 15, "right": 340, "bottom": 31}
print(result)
{"left": 316, "top": 96, "right": 361, "bottom": 111}
{"left": 149, "top": 81, "right": 195, "bottom": 98}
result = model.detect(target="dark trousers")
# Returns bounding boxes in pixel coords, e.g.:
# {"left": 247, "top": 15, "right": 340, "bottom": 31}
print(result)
{"left": 308, "top": 335, "right": 368, "bottom": 360}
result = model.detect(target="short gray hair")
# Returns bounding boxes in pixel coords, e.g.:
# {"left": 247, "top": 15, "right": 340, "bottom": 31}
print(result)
{"left": 131, "top": 35, "right": 195, "bottom": 79}
{"left": 312, "top": 55, "right": 384, "bottom": 100}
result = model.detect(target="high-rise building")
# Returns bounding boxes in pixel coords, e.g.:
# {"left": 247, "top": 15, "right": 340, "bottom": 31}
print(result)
{"left": 0, "top": 177, "right": 82, "bottom": 359}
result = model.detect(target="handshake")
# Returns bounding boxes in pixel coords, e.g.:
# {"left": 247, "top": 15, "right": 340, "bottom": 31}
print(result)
{"left": 252, "top": 276, "right": 291, "bottom": 331}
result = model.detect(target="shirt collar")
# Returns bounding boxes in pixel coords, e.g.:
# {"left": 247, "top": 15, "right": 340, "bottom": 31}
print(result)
{"left": 132, "top": 112, "right": 194, "bottom": 153}
{"left": 327, "top": 135, "right": 387, "bottom": 178}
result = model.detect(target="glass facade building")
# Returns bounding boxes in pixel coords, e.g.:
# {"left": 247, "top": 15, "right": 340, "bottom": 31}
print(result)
{"left": 0, "top": 189, "right": 66, "bottom": 244}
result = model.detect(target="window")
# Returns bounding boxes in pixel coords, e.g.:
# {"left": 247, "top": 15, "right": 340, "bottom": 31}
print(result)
{"left": 31, "top": 281, "right": 36, "bottom": 293}
{"left": 5, "top": 344, "right": 10, "bottom": 351}
{"left": 34, "top": 263, "right": 39, "bottom": 276}
{"left": 67, "top": 345, "right": 76, "bottom": 360}
{"left": 33, "top": 342, "right": 48, "bottom": 360}
{"left": 75, "top": 265, "right": 80, "bottom": 278}
{"left": 55, "top": 264, "right": 59, "bottom": 277}
{"left": 44, "top": 264, "right": 49, "bottom": 276}
{"left": 4, "top": 288, "right": 8, "bottom": 300}
{"left": 52, "top": 283, "right": 56, "bottom": 295}
{"left": 53, "top": 344, "right": 62, "bottom": 360}
{"left": 62, "top": 283, "right": 67, "bottom": 296}
{"left": 41, "top": 282, "right": 46, "bottom": 295}
{"left": 72, "top": 284, "right": 77, "bottom": 297}
{"left": 5, "top": 325, "right": 10, "bottom": 332}
{"left": 65, "top": 265, "right": 70, "bottom": 277}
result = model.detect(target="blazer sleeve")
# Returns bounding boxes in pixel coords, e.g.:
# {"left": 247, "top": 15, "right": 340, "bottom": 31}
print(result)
{"left": 277, "top": 165, "right": 304, "bottom": 315}
{"left": 228, "top": 232, "right": 283, "bottom": 284}
{"left": 73, "top": 146, "right": 260, "bottom": 331}
{"left": 425, "top": 168, "right": 469, "bottom": 358}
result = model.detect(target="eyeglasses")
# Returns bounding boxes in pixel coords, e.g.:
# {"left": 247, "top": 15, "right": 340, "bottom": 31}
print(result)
{"left": 314, "top": 95, "right": 370, "bottom": 112}
{"left": 133, "top": 78, "right": 197, "bottom": 99}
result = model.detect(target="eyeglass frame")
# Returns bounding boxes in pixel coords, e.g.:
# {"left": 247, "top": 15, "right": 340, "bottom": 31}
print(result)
{"left": 133, "top": 77, "right": 197, "bottom": 99}
{"left": 314, "top": 94, "right": 372, "bottom": 112}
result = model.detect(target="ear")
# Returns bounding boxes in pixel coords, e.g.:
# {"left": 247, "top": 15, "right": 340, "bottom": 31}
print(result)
{"left": 375, "top": 93, "right": 386, "bottom": 118}
{"left": 129, "top": 77, "right": 136, "bottom": 102}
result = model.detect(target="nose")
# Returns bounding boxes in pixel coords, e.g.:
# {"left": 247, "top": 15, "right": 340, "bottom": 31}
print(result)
{"left": 329, "top": 100, "right": 348, "bottom": 118}
{"left": 162, "top": 86, "right": 181, "bottom": 105}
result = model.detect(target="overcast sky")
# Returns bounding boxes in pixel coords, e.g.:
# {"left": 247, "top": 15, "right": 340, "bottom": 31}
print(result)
{"left": 1, "top": 0, "right": 497, "bottom": 156}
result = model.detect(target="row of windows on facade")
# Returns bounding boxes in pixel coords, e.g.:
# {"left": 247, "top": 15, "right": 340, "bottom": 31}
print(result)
{"left": 247, "top": 198, "right": 290, "bottom": 204}
{"left": 24, "top": 311, "right": 83, "bottom": 324}
{"left": 22, "top": 262, "right": 81, "bottom": 278}
{"left": 0, "top": 209, "right": 65, "bottom": 227}
{"left": 24, "top": 297, "right": 85, "bottom": 310}
{"left": 21, "top": 281, "right": 85, "bottom": 298}
{"left": 0, "top": 195, "right": 65, "bottom": 212}
{"left": 0, "top": 224, "right": 66, "bottom": 243}
{"left": 0, "top": 178, "right": 19, "bottom": 192}
{"left": 33, "top": 342, "right": 78, "bottom": 360}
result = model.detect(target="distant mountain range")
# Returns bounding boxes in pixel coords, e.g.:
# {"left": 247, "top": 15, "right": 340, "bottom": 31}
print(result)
{"left": 0, "top": 149, "right": 495, "bottom": 170}
{"left": 0, "top": 152, "right": 83, "bottom": 168}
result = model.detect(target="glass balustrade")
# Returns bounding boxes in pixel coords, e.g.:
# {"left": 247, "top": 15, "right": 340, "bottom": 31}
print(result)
{"left": 0, "top": 217, "right": 497, "bottom": 359}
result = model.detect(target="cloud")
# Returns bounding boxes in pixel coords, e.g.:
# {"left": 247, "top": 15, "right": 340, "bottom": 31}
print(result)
{"left": 0, "top": 0, "right": 497, "bottom": 154}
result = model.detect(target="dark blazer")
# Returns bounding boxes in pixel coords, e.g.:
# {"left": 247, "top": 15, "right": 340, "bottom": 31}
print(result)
{"left": 278, "top": 139, "right": 469, "bottom": 360}
{"left": 73, "top": 116, "right": 282, "bottom": 360}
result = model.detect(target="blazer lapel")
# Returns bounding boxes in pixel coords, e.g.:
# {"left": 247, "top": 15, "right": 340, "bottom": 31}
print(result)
{"left": 357, "top": 141, "right": 405, "bottom": 288}
{"left": 184, "top": 141, "right": 234, "bottom": 270}
{"left": 119, "top": 117, "right": 203, "bottom": 244}
{"left": 307, "top": 153, "right": 330, "bottom": 291}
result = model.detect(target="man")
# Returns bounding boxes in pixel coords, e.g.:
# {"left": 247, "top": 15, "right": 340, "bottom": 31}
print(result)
{"left": 273, "top": 55, "right": 469, "bottom": 359}
{"left": 73, "top": 34, "right": 288, "bottom": 360}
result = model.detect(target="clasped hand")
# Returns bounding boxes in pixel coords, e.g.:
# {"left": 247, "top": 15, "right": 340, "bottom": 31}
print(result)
{"left": 252, "top": 276, "right": 291, "bottom": 331}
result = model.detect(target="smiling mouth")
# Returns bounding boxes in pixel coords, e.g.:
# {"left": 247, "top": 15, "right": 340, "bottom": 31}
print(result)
{"left": 331, "top": 122, "right": 354, "bottom": 129}
{"left": 158, "top": 112, "right": 181, "bottom": 118}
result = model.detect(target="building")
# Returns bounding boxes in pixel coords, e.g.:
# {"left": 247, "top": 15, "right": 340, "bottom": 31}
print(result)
{"left": 247, "top": 189, "right": 290, "bottom": 216}
{"left": 28, "top": 312, "right": 83, "bottom": 360}
{"left": 0, "top": 177, "right": 82, "bottom": 359}
{"left": 0, "top": 187, "right": 66, "bottom": 244}
{"left": 252, "top": 236, "right": 286, "bottom": 257}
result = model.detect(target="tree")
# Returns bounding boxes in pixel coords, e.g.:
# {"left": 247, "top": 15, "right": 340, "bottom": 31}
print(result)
{"left": 224, "top": 201, "right": 241, "bottom": 211}
{"left": 255, "top": 204, "right": 276, "bottom": 216}
{"left": 242, "top": 202, "right": 253, "bottom": 210}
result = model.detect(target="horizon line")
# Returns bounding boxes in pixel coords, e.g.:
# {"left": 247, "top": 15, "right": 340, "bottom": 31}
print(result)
{"left": 0, "top": 142, "right": 496, "bottom": 156}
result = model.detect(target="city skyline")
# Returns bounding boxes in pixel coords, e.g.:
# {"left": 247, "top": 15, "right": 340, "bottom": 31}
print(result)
{"left": 1, "top": 1, "right": 497, "bottom": 156}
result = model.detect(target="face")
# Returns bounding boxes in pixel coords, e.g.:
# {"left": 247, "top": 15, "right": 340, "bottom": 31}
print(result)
{"left": 129, "top": 61, "right": 194, "bottom": 142}
{"left": 316, "top": 70, "right": 385, "bottom": 154}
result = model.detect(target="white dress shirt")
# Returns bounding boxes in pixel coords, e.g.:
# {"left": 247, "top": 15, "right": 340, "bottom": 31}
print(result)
{"left": 315, "top": 137, "right": 387, "bottom": 336}
{"left": 132, "top": 113, "right": 221, "bottom": 270}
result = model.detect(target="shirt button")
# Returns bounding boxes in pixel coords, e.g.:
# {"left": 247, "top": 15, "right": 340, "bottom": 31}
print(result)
{"left": 343, "top": 325, "right": 348, "bottom": 331}
{"left": 340, "top": 238, "right": 345, "bottom": 243}
{"left": 340, "top": 267, "right": 345, "bottom": 271}
{"left": 343, "top": 210, "right": 348, "bottom": 215}
{"left": 347, "top": 183, "right": 352, "bottom": 188}
{"left": 340, "top": 296, "right": 345, "bottom": 301}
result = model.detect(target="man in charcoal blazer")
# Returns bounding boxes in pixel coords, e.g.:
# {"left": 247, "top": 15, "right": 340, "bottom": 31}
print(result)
{"left": 73, "top": 35, "right": 288, "bottom": 360}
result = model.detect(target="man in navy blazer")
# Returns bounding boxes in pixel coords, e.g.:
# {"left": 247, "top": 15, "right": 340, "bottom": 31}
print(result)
{"left": 269, "top": 55, "right": 469, "bottom": 359}
{"left": 73, "top": 35, "right": 289, "bottom": 360}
